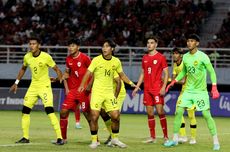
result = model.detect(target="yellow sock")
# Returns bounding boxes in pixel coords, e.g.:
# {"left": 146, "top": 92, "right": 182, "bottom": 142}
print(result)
{"left": 179, "top": 116, "right": 186, "bottom": 137}
{"left": 91, "top": 135, "right": 98, "bottom": 142}
{"left": 22, "top": 114, "right": 30, "bottom": 139}
{"left": 112, "top": 133, "right": 119, "bottom": 139}
{"left": 105, "top": 119, "right": 112, "bottom": 135}
{"left": 48, "top": 113, "right": 62, "bottom": 139}
{"left": 188, "top": 109, "right": 197, "bottom": 139}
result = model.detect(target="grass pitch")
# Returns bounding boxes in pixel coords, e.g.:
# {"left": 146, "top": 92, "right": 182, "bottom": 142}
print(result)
{"left": 0, "top": 111, "right": 229, "bottom": 152}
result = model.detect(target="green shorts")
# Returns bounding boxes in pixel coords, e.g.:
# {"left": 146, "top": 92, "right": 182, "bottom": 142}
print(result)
{"left": 176, "top": 92, "right": 196, "bottom": 111}
{"left": 24, "top": 85, "right": 53, "bottom": 109}
{"left": 178, "top": 91, "right": 210, "bottom": 111}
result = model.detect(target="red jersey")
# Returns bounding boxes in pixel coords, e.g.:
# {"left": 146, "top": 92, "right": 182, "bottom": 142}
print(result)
{"left": 142, "top": 52, "right": 168, "bottom": 93}
{"left": 66, "top": 52, "right": 91, "bottom": 90}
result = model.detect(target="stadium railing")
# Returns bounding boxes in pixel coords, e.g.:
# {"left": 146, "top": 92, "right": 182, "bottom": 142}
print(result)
{"left": 0, "top": 45, "right": 229, "bottom": 68}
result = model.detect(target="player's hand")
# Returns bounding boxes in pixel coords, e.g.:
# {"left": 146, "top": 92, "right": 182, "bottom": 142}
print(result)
{"left": 166, "top": 80, "right": 177, "bottom": 93}
{"left": 62, "top": 73, "right": 69, "bottom": 80}
{"left": 160, "top": 87, "right": 166, "bottom": 96}
{"left": 132, "top": 87, "right": 139, "bottom": 97}
{"left": 9, "top": 84, "right": 18, "bottom": 94}
{"left": 211, "top": 84, "right": 220, "bottom": 99}
{"left": 78, "top": 86, "right": 84, "bottom": 92}
{"left": 50, "top": 77, "right": 57, "bottom": 83}
{"left": 65, "top": 88, "right": 69, "bottom": 95}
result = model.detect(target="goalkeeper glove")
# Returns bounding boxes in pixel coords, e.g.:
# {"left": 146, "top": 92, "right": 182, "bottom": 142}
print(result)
{"left": 166, "top": 80, "right": 177, "bottom": 93}
{"left": 211, "top": 84, "right": 220, "bottom": 99}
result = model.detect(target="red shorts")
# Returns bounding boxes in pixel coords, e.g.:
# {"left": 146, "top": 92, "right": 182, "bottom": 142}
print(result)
{"left": 61, "top": 89, "right": 90, "bottom": 112}
{"left": 143, "top": 91, "right": 164, "bottom": 106}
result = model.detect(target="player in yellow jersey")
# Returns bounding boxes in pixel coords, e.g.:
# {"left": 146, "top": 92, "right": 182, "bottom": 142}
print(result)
{"left": 9, "top": 37, "right": 64, "bottom": 145}
{"left": 171, "top": 47, "right": 197, "bottom": 144}
{"left": 78, "top": 39, "right": 136, "bottom": 149}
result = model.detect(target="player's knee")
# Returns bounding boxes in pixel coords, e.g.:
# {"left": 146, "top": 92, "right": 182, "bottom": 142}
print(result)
{"left": 45, "top": 107, "right": 54, "bottom": 115}
{"left": 22, "top": 106, "right": 31, "bottom": 114}
{"left": 60, "top": 109, "right": 69, "bottom": 118}
{"left": 100, "top": 111, "right": 111, "bottom": 121}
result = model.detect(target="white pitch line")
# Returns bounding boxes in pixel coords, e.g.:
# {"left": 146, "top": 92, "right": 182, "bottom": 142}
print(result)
{"left": 0, "top": 143, "right": 45, "bottom": 147}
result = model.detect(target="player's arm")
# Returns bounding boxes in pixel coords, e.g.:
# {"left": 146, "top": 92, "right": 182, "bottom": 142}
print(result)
{"left": 85, "top": 74, "right": 94, "bottom": 92}
{"left": 172, "top": 74, "right": 186, "bottom": 84}
{"left": 114, "top": 76, "right": 121, "bottom": 98}
{"left": 206, "top": 62, "right": 220, "bottom": 99}
{"left": 52, "top": 65, "right": 63, "bottom": 83}
{"left": 78, "top": 70, "right": 93, "bottom": 92}
{"left": 118, "top": 71, "right": 136, "bottom": 87}
{"left": 63, "top": 68, "right": 70, "bottom": 94}
{"left": 132, "top": 68, "right": 144, "bottom": 97}
{"left": 9, "top": 65, "right": 27, "bottom": 94}
{"left": 160, "top": 67, "right": 169, "bottom": 96}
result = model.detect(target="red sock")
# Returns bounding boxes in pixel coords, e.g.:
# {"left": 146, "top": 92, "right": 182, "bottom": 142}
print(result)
{"left": 148, "top": 115, "right": 155, "bottom": 139}
{"left": 60, "top": 115, "right": 68, "bottom": 140}
{"left": 159, "top": 114, "right": 168, "bottom": 139}
{"left": 75, "top": 107, "right": 80, "bottom": 123}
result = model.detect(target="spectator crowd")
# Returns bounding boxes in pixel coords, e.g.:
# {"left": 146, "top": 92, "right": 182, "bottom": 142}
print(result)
{"left": 0, "top": 0, "right": 214, "bottom": 47}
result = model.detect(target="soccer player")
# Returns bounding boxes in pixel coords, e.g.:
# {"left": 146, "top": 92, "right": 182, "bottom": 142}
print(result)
{"left": 132, "top": 35, "right": 169, "bottom": 144}
{"left": 78, "top": 39, "right": 136, "bottom": 149}
{"left": 9, "top": 37, "right": 64, "bottom": 145}
{"left": 60, "top": 38, "right": 92, "bottom": 143}
{"left": 164, "top": 34, "right": 220, "bottom": 151}
{"left": 171, "top": 47, "right": 197, "bottom": 144}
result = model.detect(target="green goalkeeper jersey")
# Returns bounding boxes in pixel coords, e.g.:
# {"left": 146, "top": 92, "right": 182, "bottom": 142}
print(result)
{"left": 175, "top": 50, "right": 216, "bottom": 93}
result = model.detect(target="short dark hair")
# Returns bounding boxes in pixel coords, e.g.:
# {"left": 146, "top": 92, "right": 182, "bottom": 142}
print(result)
{"left": 68, "top": 38, "right": 80, "bottom": 45}
{"left": 146, "top": 35, "right": 158, "bottom": 43}
{"left": 29, "top": 37, "right": 41, "bottom": 44}
{"left": 172, "top": 47, "right": 184, "bottom": 54}
{"left": 187, "top": 34, "right": 200, "bottom": 42}
{"left": 104, "top": 38, "right": 116, "bottom": 48}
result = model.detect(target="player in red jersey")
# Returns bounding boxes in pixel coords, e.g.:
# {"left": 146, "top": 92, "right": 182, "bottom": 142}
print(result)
{"left": 60, "top": 38, "right": 92, "bottom": 143}
{"left": 132, "top": 35, "right": 169, "bottom": 144}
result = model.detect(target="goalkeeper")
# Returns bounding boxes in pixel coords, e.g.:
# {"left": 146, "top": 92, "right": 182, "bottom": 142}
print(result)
{"left": 164, "top": 34, "right": 220, "bottom": 151}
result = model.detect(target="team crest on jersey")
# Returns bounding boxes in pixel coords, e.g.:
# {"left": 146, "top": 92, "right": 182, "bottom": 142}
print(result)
{"left": 77, "top": 62, "right": 81, "bottom": 67}
{"left": 153, "top": 60, "right": 157, "bottom": 64}
{"left": 112, "top": 65, "right": 116, "bottom": 70}
{"left": 38, "top": 62, "right": 43, "bottom": 67}
{"left": 194, "top": 61, "right": 198, "bottom": 66}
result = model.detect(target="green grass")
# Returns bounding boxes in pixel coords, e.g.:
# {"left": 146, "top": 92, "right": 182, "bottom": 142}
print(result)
{"left": 0, "top": 111, "right": 229, "bottom": 152}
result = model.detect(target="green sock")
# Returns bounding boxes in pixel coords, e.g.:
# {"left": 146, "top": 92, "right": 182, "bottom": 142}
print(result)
{"left": 202, "top": 110, "right": 217, "bottom": 136}
{"left": 174, "top": 107, "right": 184, "bottom": 134}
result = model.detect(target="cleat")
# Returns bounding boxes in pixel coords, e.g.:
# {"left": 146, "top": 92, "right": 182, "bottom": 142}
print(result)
{"left": 189, "top": 139, "right": 196, "bottom": 144}
{"left": 52, "top": 138, "right": 64, "bottom": 145}
{"left": 89, "top": 141, "right": 99, "bottom": 149}
{"left": 111, "top": 139, "right": 127, "bottom": 148}
{"left": 213, "top": 144, "right": 220, "bottom": 151}
{"left": 15, "top": 137, "right": 30, "bottom": 144}
{"left": 142, "top": 137, "right": 156, "bottom": 143}
{"left": 164, "top": 140, "right": 178, "bottom": 147}
{"left": 104, "top": 135, "right": 111, "bottom": 145}
{"left": 107, "top": 141, "right": 115, "bottom": 147}
{"left": 75, "top": 123, "right": 82, "bottom": 129}
{"left": 178, "top": 136, "right": 188, "bottom": 143}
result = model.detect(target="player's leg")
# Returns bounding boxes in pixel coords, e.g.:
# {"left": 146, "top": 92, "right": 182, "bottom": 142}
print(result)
{"left": 60, "top": 109, "right": 69, "bottom": 143}
{"left": 74, "top": 104, "right": 82, "bottom": 129}
{"left": 100, "top": 108, "right": 112, "bottom": 144}
{"left": 155, "top": 95, "right": 168, "bottom": 142}
{"left": 187, "top": 107, "right": 197, "bottom": 144}
{"left": 41, "top": 87, "right": 63, "bottom": 145}
{"left": 16, "top": 88, "right": 37, "bottom": 143}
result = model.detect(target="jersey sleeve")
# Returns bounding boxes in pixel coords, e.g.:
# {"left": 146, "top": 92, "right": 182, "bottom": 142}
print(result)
{"left": 172, "top": 63, "right": 177, "bottom": 75}
{"left": 88, "top": 58, "right": 96, "bottom": 72}
{"left": 202, "top": 53, "right": 211, "bottom": 65}
{"left": 65, "top": 57, "right": 70, "bottom": 69}
{"left": 161, "top": 55, "right": 168, "bottom": 69}
{"left": 46, "top": 54, "right": 56, "bottom": 68}
{"left": 23, "top": 54, "right": 28, "bottom": 67}
{"left": 84, "top": 55, "right": 91, "bottom": 67}
{"left": 114, "top": 71, "right": 119, "bottom": 79}
{"left": 116, "top": 59, "right": 123, "bottom": 73}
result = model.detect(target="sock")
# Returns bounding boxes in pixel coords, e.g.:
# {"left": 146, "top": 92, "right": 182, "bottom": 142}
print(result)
{"left": 22, "top": 114, "right": 30, "bottom": 139}
{"left": 91, "top": 131, "right": 98, "bottom": 143}
{"left": 159, "top": 114, "right": 168, "bottom": 139}
{"left": 75, "top": 108, "right": 80, "bottom": 123}
{"left": 187, "top": 109, "right": 197, "bottom": 139}
{"left": 148, "top": 115, "right": 155, "bottom": 139}
{"left": 104, "top": 119, "right": 112, "bottom": 135}
{"left": 60, "top": 115, "right": 68, "bottom": 140}
{"left": 112, "top": 129, "right": 119, "bottom": 139}
{"left": 173, "top": 133, "right": 179, "bottom": 142}
{"left": 48, "top": 113, "right": 62, "bottom": 139}
{"left": 213, "top": 134, "right": 219, "bottom": 145}
{"left": 174, "top": 107, "right": 184, "bottom": 134}
{"left": 202, "top": 110, "right": 217, "bottom": 136}
{"left": 179, "top": 116, "right": 186, "bottom": 137}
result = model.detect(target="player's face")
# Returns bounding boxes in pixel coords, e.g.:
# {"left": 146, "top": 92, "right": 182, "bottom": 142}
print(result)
{"left": 68, "top": 44, "right": 79, "bottom": 56}
{"left": 147, "top": 39, "right": 157, "bottom": 52}
{"left": 102, "top": 42, "right": 113, "bottom": 57}
{"left": 29, "top": 40, "right": 40, "bottom": 53}
{"left": 187, "top": 39, "right": 199, "bottom": 51}
{"left": 173, "top": 52, "right": 182, "bottom": 62}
